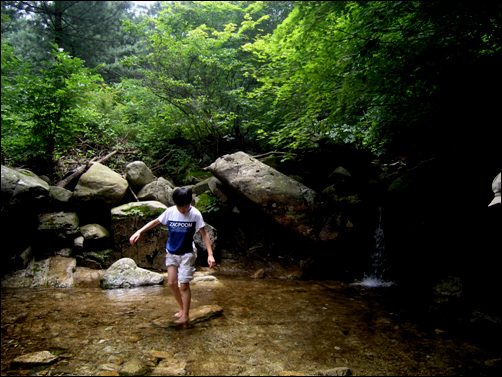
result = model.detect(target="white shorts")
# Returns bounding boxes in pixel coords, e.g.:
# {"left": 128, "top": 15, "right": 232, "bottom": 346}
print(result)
{"left": 165, "top": 250, "right": 196, "bottom": 284}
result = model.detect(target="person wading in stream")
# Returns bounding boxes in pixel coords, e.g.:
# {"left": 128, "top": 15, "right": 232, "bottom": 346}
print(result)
{"left": 129, "top": 187, "right": 215, "bottom": 324}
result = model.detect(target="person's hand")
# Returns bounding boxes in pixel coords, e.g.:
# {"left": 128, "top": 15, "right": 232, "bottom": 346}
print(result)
{"left": 208, "top": 255, "right": 216, "bottom": 269}
{"left": 129, "top": 231, "right": 141, "bottom": 245}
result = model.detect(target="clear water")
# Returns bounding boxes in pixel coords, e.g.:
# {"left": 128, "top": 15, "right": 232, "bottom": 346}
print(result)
{"left": 1, "top": 273, "right": 498, "bottom": 376}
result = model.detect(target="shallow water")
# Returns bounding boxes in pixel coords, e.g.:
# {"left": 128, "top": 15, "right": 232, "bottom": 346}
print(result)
{"left": 1, "top": 272, "right": 500, "bottom": 376}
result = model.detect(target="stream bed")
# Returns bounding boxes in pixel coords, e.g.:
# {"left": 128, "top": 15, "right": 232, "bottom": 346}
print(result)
{"left": 1, "top": 272, "right": 501, "bottom": 376}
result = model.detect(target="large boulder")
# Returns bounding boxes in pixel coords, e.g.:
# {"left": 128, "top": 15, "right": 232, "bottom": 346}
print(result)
{"left": 194, "top": 223, "right": 217, "bottom": 267}
{"left": 1, "top": 257, "right": 76, "bottom": 288}
{"left": 73, "top": 162, "right": 128, "bottom": 204}
{"left": 37, "top": 212, "right": 80, "bottom": 237}
{"left": 137, "top": 177, "right": 174, "bottom": 206}
{"left": 206, "top": 152, "right": 319, "bottom": 240}
{"left": 1, "top": 165, "right": 50, "bottom": 208}
{"left": 125, "top": 161, "right": 155, "bottom": 188}
{"left": 36, "top": 212, "right": 80, "bottom": 254}
{"left": 100, "top": 258, "right": 164, "bottom": 289}
{"left": 111, "top": 201, "right": 168, "bottom": 270}
{"left": 1, "top": 166, "right": 51, "bottom": 273}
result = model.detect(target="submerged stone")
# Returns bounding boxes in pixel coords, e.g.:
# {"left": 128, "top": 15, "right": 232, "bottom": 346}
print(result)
{"left": 12, "top": 351, "right": 58, "bottom": 365}
{"left": 151, "top": 304, "right": 223, "bottom": 327}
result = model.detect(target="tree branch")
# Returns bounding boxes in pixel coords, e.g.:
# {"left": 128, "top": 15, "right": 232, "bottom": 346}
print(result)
{"left": 55, "top": 150, "right": 118, "bottom": 188}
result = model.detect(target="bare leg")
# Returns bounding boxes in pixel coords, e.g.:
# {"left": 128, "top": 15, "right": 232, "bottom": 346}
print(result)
{"left": 167, "top": 265, "right": 184, "bottom": 317}
{"left": 175, "top": 283, "right": 191, "bottom": 324}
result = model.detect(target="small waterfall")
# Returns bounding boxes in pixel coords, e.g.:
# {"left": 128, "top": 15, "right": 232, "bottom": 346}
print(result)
{"left": 353, "top": 207, "right": 395, "bottom": 287}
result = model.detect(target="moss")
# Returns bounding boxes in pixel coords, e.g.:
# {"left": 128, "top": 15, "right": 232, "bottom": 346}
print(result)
{"left": 195, "top": 191, "right": 221, "bottom": 214}
{"left": 188, "top": 169, "right": 212, "bottom": 180}
{"left": 196, "top": 193, "right": 212, "bottom": 209}
{"left": 121, "top": 205, "right": 165, "bottom": 219}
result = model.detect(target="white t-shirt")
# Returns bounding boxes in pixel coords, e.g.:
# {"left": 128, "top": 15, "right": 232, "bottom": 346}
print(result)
{"left": 157, "top": 206, "right": 205, "bottom": 254}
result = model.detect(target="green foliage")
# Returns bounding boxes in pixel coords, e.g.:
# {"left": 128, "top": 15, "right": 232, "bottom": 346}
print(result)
{"left": 196, "top": 190, "right": 223, "bottom": 215}
{"left": 1, "top": 45, "right": 103, "bottom": 171}
{"left": 3, "top": 1, "right": 500, "bottom": 176}
{"left": 122, "top": 1, "right": 293, "bottom": 159}
{"left": 1, "top": 1, "right": 141, "bottom": 82}
{"left": 245, "top": 1, "right": 502, "bottom": 157}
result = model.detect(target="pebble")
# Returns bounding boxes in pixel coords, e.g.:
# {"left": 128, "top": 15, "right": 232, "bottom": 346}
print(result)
{"left": 149, "top": 350, "right": 174, "bottom": 359}
{"left": 120, "top": 358, "right": 150, "bottom": 376}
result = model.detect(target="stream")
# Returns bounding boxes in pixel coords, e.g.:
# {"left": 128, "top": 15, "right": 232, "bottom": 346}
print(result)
{"left": 2, "top": 271, "right": 501, "bottom": 376}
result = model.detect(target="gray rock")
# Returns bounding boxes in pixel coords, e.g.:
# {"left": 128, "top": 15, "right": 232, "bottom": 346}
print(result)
{"left": 37, "top": 212, "right": 80, "bottom": 251}
{"left": 137, "top": 177, "right": 174, "bottom": 206}
{"left": 206, "top": 152, "right": 318, "bottom": 240}
{"left": 37, "top": 211, "right": 80, "bottom": 236}
{"left": 100, "top": 258, "right": 164, "bottom": 289}
{"left": 12, "top": 351, "right": 58, "bottom": 365}
{"left": 80, "top": 223, "right": 110, "bottom": 239}
{"left": 80, "top": 249, "right": 120, "bottom": 270}
{"left": 208, "top": 176, "right": 229, "bottom": 203}
{"left": 193, "top": 177, "right": 212, "bottom": 195}
{"left": 194, "top": 223, "right": 217, "bottom": 258}
{"left": 79, "top": 223, "right": 111, "bottom": 251}
{"left": 1, "top": 257, "right": 76, "bottom": 288}
{"left": 73, "top": 162, "right": 128, "bottom": 204}
{"left": 111, "top": 201, "right": 168, "bottom": 270}
{"left": 125, "top": 161, "right": 155, "bottom": 188}
{"left": 1, "top": 165, "right": 50, "bottom": 207}
{"left": 49, "top": 185, "right": 72, "bottom": 206}
{"left": 120, "top": 358, "right": 150, "bottom": 376}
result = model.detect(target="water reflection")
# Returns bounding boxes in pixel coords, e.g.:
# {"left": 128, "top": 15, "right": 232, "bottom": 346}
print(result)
{"left": 105, "top": 285, "right": 165, "bottom": 301}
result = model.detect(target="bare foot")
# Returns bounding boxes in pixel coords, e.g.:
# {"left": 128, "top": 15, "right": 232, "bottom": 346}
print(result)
{"left": 174, "top": 315, "right": 189, "bottom": 324}
{"left": 174, "top": 311, "right": 183, "bottom": 318}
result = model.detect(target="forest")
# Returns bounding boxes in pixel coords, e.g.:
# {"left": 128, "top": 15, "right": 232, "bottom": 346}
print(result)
{"left": 1, "top": 0, "right": 501, "bottom": 186}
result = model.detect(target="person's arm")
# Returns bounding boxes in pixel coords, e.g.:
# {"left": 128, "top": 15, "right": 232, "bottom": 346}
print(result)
{"left": 199, "top": 227, "right": 215, "bottom": 268}
{"left": 129, "top": 218, "right": 161, "bottom": 245}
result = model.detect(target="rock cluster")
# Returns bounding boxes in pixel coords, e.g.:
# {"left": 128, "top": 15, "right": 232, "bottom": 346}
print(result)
{"left": 1, "top": 151, "right": 378, "bottom": 285}
{"left": 1, "top": 161, "right": 216, "bottom": 276}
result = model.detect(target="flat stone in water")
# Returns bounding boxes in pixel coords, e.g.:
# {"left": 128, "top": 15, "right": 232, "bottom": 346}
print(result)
{"left": 152, "top": 304, "right": 223, "bottom": 328}
{"left": 13, "top": 351, "right": 58, "bottom": 365}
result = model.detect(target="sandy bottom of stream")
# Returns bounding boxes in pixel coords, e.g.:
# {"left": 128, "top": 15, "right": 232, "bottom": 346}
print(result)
{"left": 1, "top": 272, "right": 501, "bottom": 376}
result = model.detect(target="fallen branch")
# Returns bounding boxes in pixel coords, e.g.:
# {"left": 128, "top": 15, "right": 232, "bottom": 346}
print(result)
{"left": 55, "top": 157, "right": 98, "bottom": 188}
{"left": 150, "top": 151, "right": 174, "bottom": 173}
{"left": 252, "top": 151, "right": 296, "bottom": 159}
{"left": 55, "top": 150, "right": 118, "bottom": 188}
{"left": 96, "top": 149, "right": 118, "bottom": 164}
{"left": 129, "top": 186, "right": 140, "bottom": 202}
